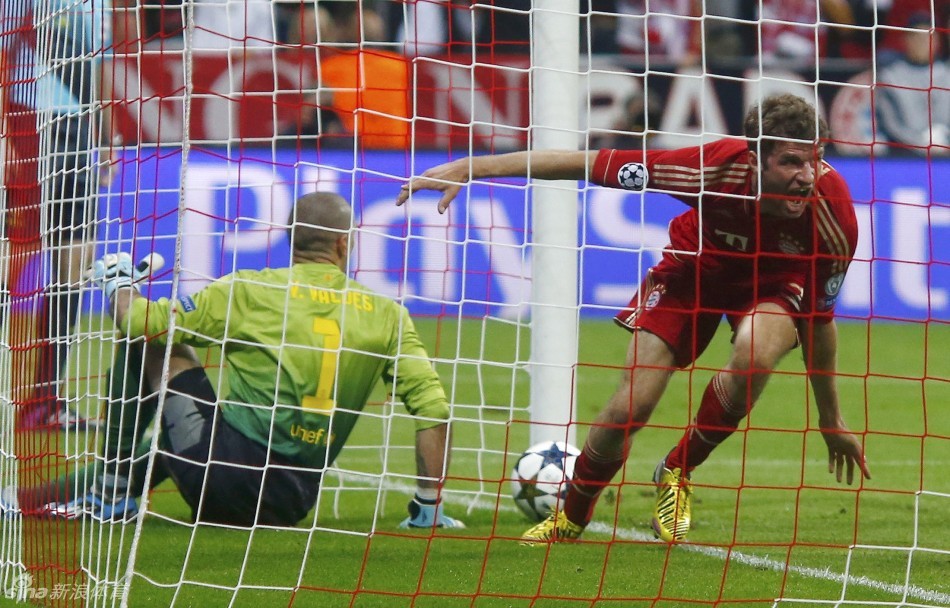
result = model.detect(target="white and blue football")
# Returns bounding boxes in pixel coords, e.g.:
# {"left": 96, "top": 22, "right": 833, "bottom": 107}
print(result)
{"left": 510, "top": 441, "right": 581, "bottom": 521}
{"left": 617, "top": 162, "right": 648, "bottom": 190}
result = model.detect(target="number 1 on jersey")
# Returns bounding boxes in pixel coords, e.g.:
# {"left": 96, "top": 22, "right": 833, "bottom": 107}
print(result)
{"left": 303, "top": 318, "right": 341, "bottom": 413}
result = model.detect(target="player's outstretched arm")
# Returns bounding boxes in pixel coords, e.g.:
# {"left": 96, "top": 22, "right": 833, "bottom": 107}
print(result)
{"left": 396, "top": 150, "right": 597, "bottom": 214}
{"left": 95, "top": 62, "right": 122, "bottom": 188}
{"left": 799, "top": 319, "right": 871, "bottom": 485}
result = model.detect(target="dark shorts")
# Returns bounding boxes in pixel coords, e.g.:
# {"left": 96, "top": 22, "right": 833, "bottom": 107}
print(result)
{"left": 2, "top": 107, "right": 97, "bottom": 242}
{"left": 160, "top": 368, "right": 321, "bottom": 527}
{"left": 614, "top": 256, "right": 803, "bottom": 368}
{"left": 46, "top": 114, "right": 97, "bottom": 240}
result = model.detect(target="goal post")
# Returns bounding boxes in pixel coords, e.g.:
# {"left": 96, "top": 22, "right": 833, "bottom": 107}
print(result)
{"left": 528, "top": 1, "right": 580, "bottom": 448}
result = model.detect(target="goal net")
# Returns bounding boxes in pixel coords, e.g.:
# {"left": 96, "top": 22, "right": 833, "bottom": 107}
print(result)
{"left": 1, "top": 0, "right": 948, "bottom": 606}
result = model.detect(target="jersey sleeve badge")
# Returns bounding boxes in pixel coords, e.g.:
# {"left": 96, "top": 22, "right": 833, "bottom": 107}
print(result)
{"left": 824, "top": 273, "right": 845, "bottom": 297}
{"left": 617, "top": 162, "right": 648, "bottom": 191}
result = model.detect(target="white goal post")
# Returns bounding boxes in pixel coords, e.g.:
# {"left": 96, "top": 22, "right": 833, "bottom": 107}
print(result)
{"left": 529, "top": 1, "right": 580, "bottom": 448}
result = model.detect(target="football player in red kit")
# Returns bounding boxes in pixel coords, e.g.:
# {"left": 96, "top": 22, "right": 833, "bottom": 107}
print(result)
{"left": 396, "top": 93, "right": 871, "bottom": 544}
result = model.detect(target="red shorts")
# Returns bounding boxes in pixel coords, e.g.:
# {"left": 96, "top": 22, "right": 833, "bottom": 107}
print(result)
{"left": 614, "top": 255, "right": 805, "bottom": 368}
{"left": 2, "top": 104, "right": 40, "bottom": 242}
{"left": 3, "top": 105, "right": 96, "bottom": 241}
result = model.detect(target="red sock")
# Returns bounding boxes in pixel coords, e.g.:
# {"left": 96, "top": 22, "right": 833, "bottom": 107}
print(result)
{"left": 564, "top": 445, "right": 626, "bottom": 526}
{"left": 666, "top": 371, "right": 747, "bottom": 474}
{"left": 18, "top": 480, "right": 70, "bottom": 513}
{"left": 29, "top": 289, "right": 80, "bottom": 409}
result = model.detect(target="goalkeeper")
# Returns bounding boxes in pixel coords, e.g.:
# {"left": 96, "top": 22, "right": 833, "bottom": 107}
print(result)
{"left": 20, "top": 191, "right": 464, "bottom": 529}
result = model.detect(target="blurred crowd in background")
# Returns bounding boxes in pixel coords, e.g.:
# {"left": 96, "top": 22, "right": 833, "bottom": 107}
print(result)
{"left": 104, "top": 0, "right": 949, "bottom": 155}
{"left": 122, "top": 0, "right": 948, "bottom": 64}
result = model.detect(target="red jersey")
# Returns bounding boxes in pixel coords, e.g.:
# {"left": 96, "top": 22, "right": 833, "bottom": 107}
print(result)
{"left": 591, "top": 138, "right": 857, "bottom": 321}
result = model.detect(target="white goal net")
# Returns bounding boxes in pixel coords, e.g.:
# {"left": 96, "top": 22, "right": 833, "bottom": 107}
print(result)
{"left": 2, "top": 0, "right": 948, "bottom": 606}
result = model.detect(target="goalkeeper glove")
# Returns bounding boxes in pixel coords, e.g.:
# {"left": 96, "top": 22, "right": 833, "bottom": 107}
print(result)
{"left": 88, "top": 252, "right": 164, "bottom": 301}
{"left": 398, "top": 494, "right": 466, "bottom": 529}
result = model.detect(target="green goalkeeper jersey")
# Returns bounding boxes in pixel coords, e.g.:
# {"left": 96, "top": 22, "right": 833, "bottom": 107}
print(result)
{"left": 125, "top": 262, "right": 449, "bottom": 469}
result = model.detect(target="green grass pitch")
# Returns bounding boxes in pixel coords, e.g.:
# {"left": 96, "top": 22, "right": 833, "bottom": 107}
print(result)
{"left": 22, "top": 317, "right": 950, "bottom": 607}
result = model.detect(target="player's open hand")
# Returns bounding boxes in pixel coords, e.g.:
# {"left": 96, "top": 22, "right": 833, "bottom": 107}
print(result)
{"left": 820, "top": 422, "right": 871, "bottom": 485}
{"left": 396, "top": 158, "right": 473, "bottom": 214}
{"left": 86, "top": 252, "right": 164, "bottom": 301}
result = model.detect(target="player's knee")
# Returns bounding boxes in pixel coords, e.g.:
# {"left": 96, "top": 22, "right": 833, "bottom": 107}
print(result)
{"left": 604, "top": 390, "right": 657, "bottom": 429}
{"left": 749, "top": 351, "right": 781, "bottom": 375}
{"left": 166, "top": 357, "right": 203, "bottom": 382}
{"left": 143, "top": 343, "right": 202, "bottom": 390}
{"left": 730, "top": 335, "right": 789, "bottom": 374}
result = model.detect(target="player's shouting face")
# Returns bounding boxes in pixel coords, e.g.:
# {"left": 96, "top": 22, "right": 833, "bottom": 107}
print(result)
{"left": 753, "top": 141, "right": 820, "bottom": 220}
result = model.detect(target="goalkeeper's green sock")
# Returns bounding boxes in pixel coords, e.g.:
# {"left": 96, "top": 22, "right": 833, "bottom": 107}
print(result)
{"left": 103, "top": 341, "right": 159, "bottom": 495}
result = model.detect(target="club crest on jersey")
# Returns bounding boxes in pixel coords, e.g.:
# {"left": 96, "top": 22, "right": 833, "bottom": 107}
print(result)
{"left": 824, "top": 273, "right": 845, "bottom": 296}
{"left": 644, "top": 285, "right": 664, "bottom": 309}
{"left": 778, "top": 233, "right": 805, "bottom": 255}
{"left": 617, "top": 162, "right": 648, "bottom": 191}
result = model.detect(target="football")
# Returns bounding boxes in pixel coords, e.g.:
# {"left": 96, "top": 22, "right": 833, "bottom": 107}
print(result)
{"left": 617, "top": 162, "right": 648, "bottom": 190}
{"left": 510, "top": 440, "right": 581, "bottom": 521}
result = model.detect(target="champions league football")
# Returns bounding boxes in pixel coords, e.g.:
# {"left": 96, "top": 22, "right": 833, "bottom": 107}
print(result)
{"left": 510, "top": 441, "right": 581, "bottom": 521}
{"left": 617, "top": 162, "right": 647, "bottom": 190}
